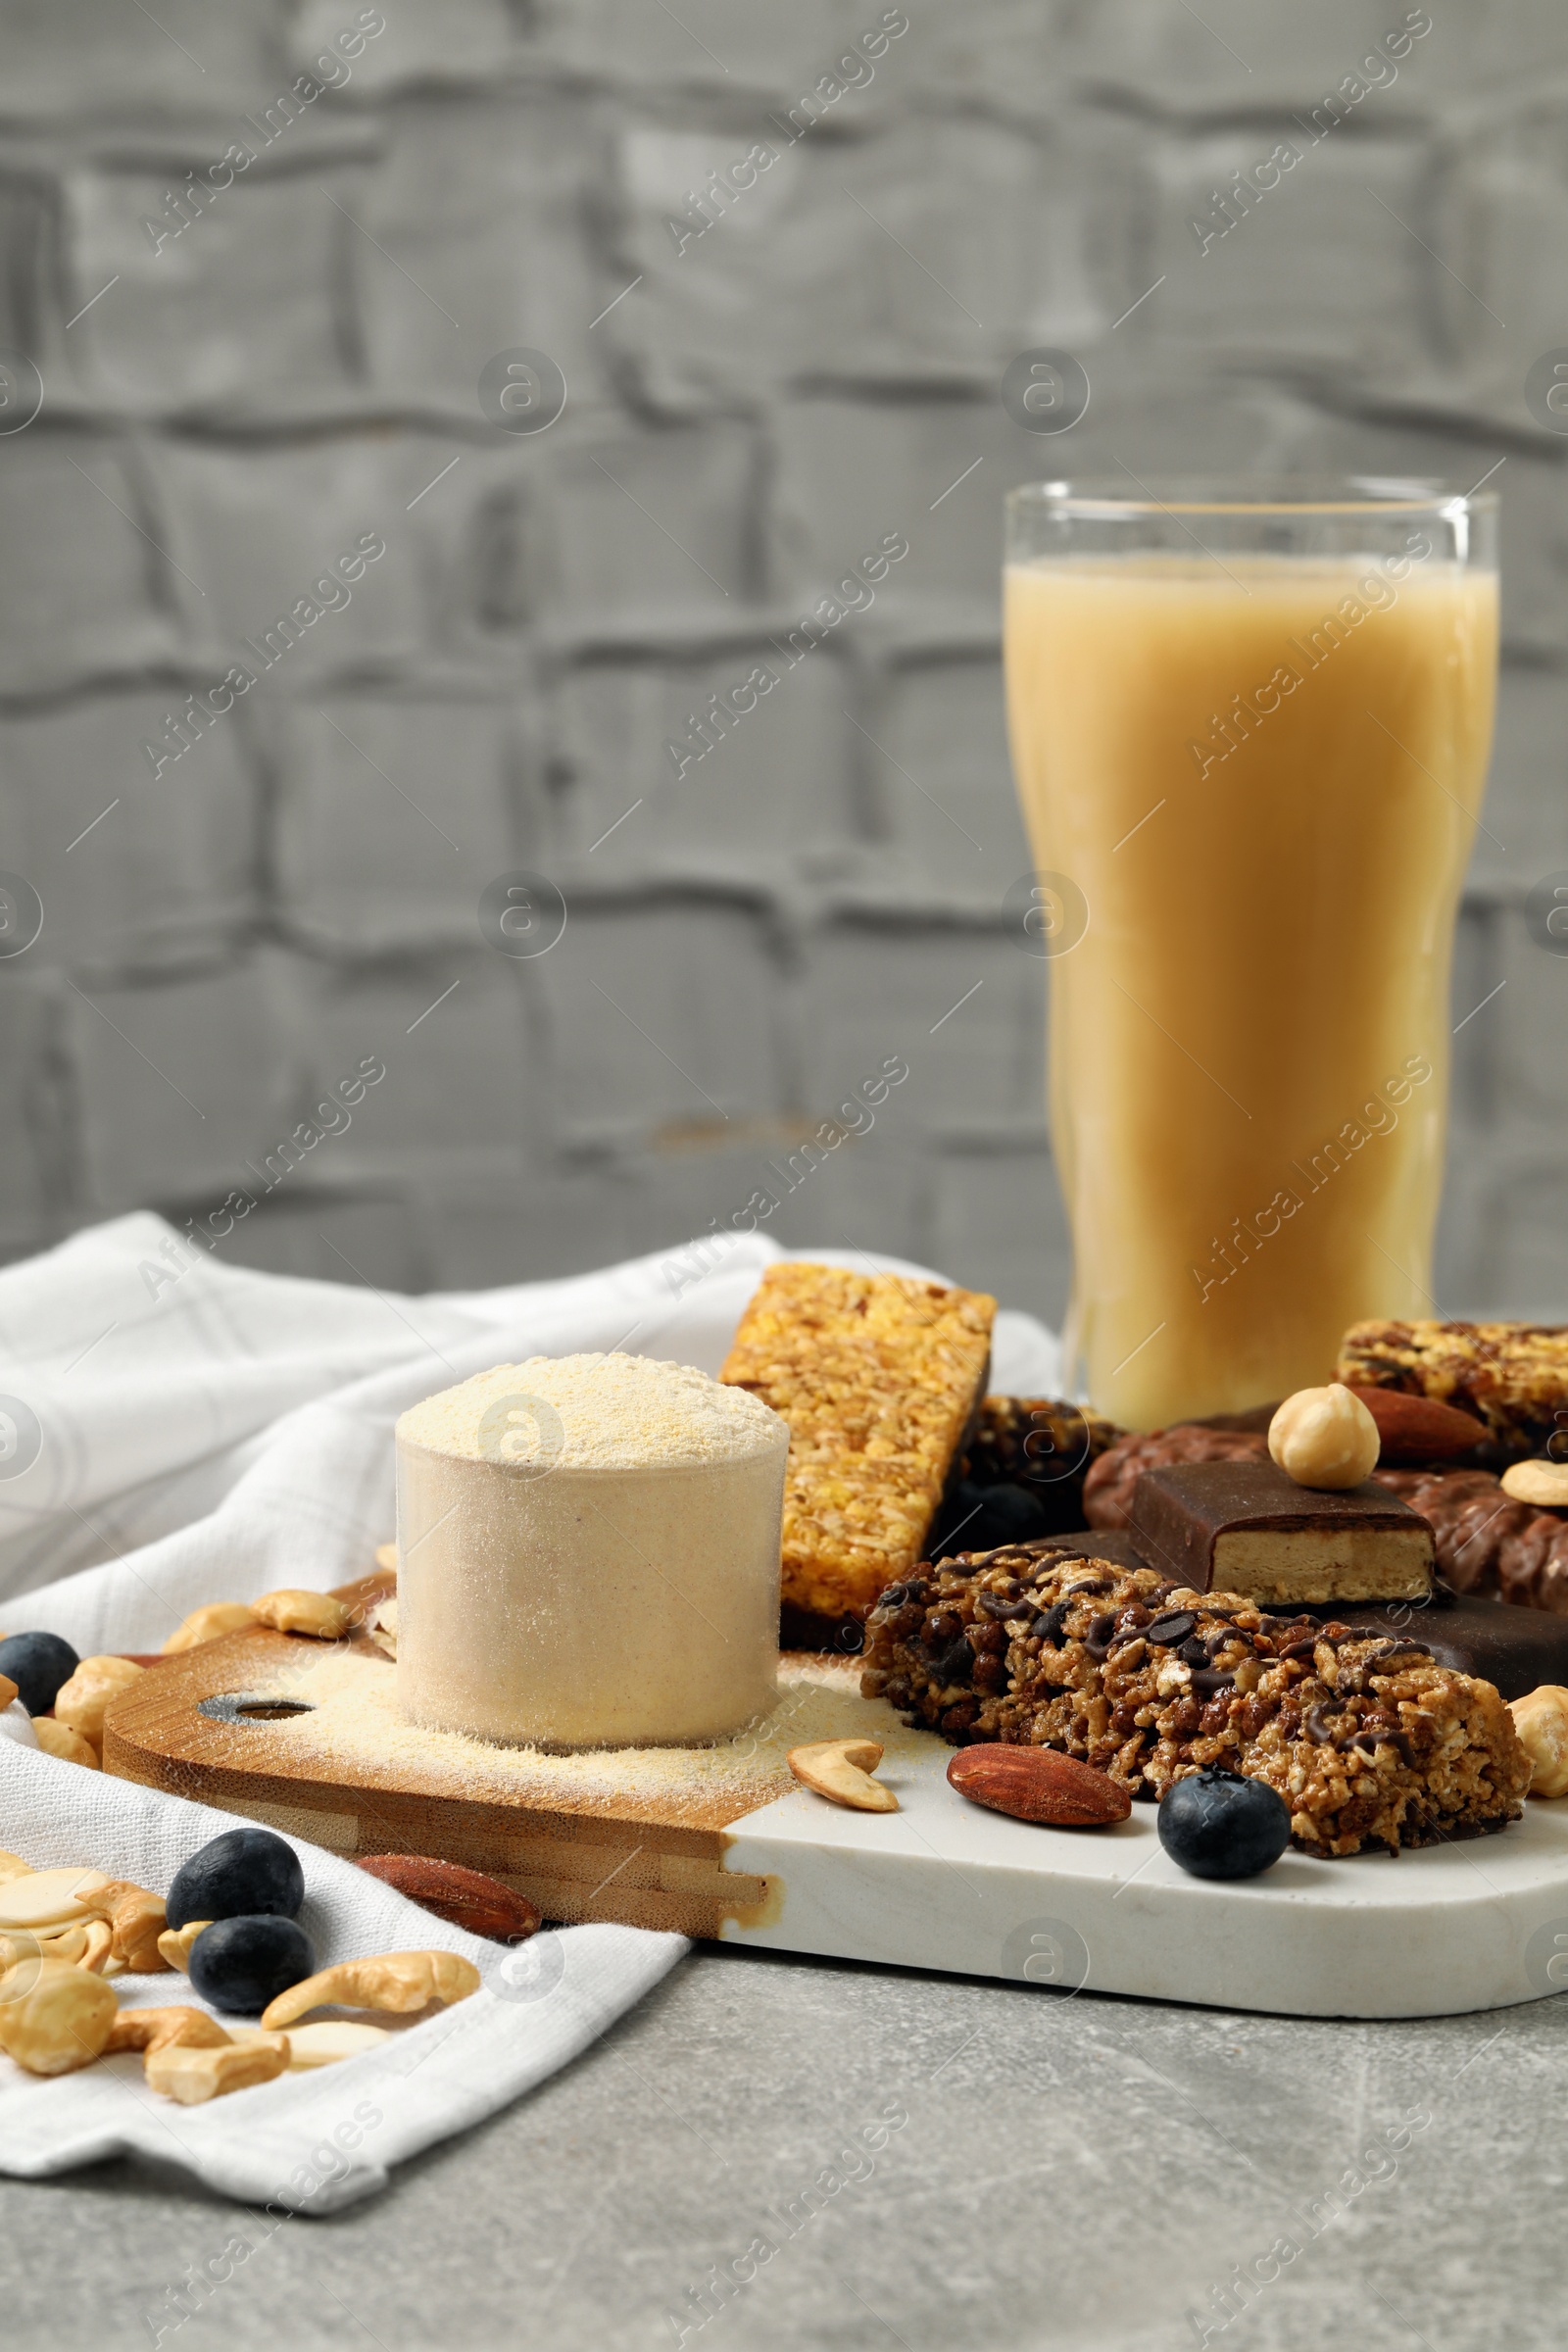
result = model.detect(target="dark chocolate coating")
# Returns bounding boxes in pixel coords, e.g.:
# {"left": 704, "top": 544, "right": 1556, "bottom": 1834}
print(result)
{"left": 1320, "top": 1593, "right": 1568, "bottom": 1702}
{"left": 1102, "top": 1523, "right": 1568, "bottom": 1700}
{"left": 1021, "top": 1530, "right": 1149, "bottom": 1575}
{"left": 1130, "top": 1459, "right": 1432, "bottom": 1590}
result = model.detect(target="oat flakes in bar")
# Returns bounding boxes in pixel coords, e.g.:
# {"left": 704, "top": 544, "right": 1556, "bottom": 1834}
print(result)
{"left": 720, "top": 1263, "right": 996, "bottom": 1622}
{"left": 1338, "top": 1319, "right": 1568, "bottom": 1462}
{"left": 860, "top": 1545, "right": 1528, "bottom": 1856}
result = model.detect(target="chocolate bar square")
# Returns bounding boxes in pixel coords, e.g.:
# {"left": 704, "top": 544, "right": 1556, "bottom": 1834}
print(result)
{"left": 1129, "top": 1459, "right": 1433, "bottom": 1605}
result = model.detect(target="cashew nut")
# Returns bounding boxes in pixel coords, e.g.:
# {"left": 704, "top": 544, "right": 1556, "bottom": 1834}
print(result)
{"left": 76, "top": 1919, "right": 116, "bottom": 1975}
{"left": 1268, "top": 1383, "right": 1380, "bottom": 1490}
{"left": 76, "top": 1881, "right": 170, "bottom": 1974}
{"left": 156, "top": 1919, "right": 212, "bottom": 1973}
{"left": 0, "top": 1956, "right": 118, "bottom": 2075}
{"left": 787, "top": 1739, "right": 899, "bottom": 1812}
{"left": 162, "top": 1601, "right": 260, "bottom": 1654}
{"left": 106, "top": 2005, "right": 231, "bottom": 2055}
{"left": 260, "top": 1949, "right": 481, "bottom": 2030}
{"left": 145, "top": 2035, "right": 288, "bottom": 2103}
{"left": 1501, "top": 1460, "right": 1568, "bottom": 1510}
{"left": 249, "top": 1589, "right": 352, "bottom": 1641}
{"left": 53, "top": 1655, "right": 144, "bottom": 1744}
{"left": 232, "top": 2018, "right": 392, "bottom": 2069}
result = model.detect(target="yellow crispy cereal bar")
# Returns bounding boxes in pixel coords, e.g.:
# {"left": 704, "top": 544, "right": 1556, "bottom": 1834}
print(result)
{"left": 720, "top": 1263, "right": 996, "bottom": 1622}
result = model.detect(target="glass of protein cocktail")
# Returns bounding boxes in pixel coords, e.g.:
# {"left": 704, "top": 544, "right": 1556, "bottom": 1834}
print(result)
{"left": 1003, "top": 480, "right": 1498, "bottom": 1429}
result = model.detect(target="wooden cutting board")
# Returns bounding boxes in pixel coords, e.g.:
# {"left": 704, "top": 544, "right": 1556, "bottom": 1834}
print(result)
{"left": 99, "top": 1588, "right": 910, "bottom": 1939}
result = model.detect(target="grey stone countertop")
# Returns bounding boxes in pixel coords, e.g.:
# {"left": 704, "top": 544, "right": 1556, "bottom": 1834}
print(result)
{"left": 3, "top": 1940, "right": 1563, "bottom": 2352}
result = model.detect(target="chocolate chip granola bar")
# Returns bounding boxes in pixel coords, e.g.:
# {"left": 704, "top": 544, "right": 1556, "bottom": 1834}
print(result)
{"left": 860, "top": 1544, "right": 1529, "bottom": 1856}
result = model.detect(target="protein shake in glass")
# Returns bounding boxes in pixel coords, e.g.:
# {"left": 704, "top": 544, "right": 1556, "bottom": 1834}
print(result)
{"left": 1004, "top": 481, "right": 1498, "bottom": 1429}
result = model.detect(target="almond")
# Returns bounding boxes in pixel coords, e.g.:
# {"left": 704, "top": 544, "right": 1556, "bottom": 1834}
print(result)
{"left": 354, "top": 1853, "right": 541, "bottom": 1942}
{"left": 1345, "top": 1386, "right": 1488, "bottom": 1464}
{"left": 947, "top": 1744, "right": 1131, "bottom": 1827}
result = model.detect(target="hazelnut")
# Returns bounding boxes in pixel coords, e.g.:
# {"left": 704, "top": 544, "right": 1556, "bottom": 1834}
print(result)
{"left": 1509, "top": 1685, "right": 1568, "bottom": 1798}
{"left": 1267, "top": 1384, "right": 1380, "bottom": 1491}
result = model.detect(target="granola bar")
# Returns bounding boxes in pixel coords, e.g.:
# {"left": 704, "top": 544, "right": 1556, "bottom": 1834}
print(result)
{"left": 860, "top": 1545, "right": 1528, "bottom": 1855}
{"left": 1338, "top": 1319, "right": 1568, "bottom": 1462}
{"left": 720, "top": 1262, "right": 996, "bottom": 1622}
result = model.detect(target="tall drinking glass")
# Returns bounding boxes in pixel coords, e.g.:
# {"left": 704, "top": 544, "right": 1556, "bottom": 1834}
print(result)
{"left": 1004, "top": 480, "right": 1498, "bottom": 1430}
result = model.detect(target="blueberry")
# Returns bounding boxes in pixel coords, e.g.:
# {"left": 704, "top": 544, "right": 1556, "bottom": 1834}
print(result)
{"left": 970, "top": 1482, "right": 1050, "bottom": 1544}
{"left": 188, "top": 1915, "right": 314, "bottom": 2016}
{"left": 167, "top": 1826, "right": 305, "bottom": 1929}
{"left": 1157, "top": 1767, "right": 1292, "bottom": 1881}
{"left": 0, "top": 1631, "right": 79, "bottom": 1716}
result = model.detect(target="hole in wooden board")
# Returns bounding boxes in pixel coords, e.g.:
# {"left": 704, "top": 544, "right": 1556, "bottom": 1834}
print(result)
{"left": 199, "top": 1692, "right": 318, "bottom": 1725}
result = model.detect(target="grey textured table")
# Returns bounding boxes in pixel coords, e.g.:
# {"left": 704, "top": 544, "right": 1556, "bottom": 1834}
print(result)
{"left": 2, "top": 1941, "right": 1562, "bottom": 2352}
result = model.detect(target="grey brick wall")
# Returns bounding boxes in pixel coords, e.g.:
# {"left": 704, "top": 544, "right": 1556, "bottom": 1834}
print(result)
{"left": 0, "top": 0, "right": 1565, "bottom": 1326}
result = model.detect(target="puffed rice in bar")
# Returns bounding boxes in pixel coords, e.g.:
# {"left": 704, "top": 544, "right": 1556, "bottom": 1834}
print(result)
{"left": 720, "top": 1262, "right": 995, "bottom": 1621}
{"left": 860, "top": 1544, "right": 1529, "bottom": 1856}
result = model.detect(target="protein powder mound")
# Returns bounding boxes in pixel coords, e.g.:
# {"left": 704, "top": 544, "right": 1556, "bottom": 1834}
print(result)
{"left": 395, "top": 1354, "right": 789, "bottom": 1750}
{"left": 398, "top": 1352, "right": 785, "bottom": 1473}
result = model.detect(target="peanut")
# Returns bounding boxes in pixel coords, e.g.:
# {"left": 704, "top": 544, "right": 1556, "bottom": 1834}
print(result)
{"left": 31, "top": 1720, "right": 99, "bottom": 1770}
{"left": 1267, "top": 1383, "right": 1380, "bottom": 1491}
{"left": 0, "top": 1957, "right": 117, "bottom": 2075}
{"left": 53, "top": 1655, "right": 144, "bottom": 1743}
{"left": 250, "top": 1589, "right": 352, "bottom": 1641}
{"left": 162, "top": 1601, "right": 259, "bottom": 1654}
{"left": 145, "top": 2034, "right": 288, "bottom": 2103}
{"left": 1510, "top": 1685, "right": 1568, "bottom": 1798}
{"left": 261, "top": 1949, "right": 481, "bottom": 2029}
{"left": 787, "top": 1739, "right": 899, "bottom": 1812}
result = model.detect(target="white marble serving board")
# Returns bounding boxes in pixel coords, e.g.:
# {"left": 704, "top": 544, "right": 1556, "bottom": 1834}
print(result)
{"left": 720, "top": 1727, "right": 1568, "bottom": 2020}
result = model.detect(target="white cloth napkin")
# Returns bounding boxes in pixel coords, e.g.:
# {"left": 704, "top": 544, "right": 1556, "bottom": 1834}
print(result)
{"left": 0, "top": 1213, "right": 1058, "bottom": 2206}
